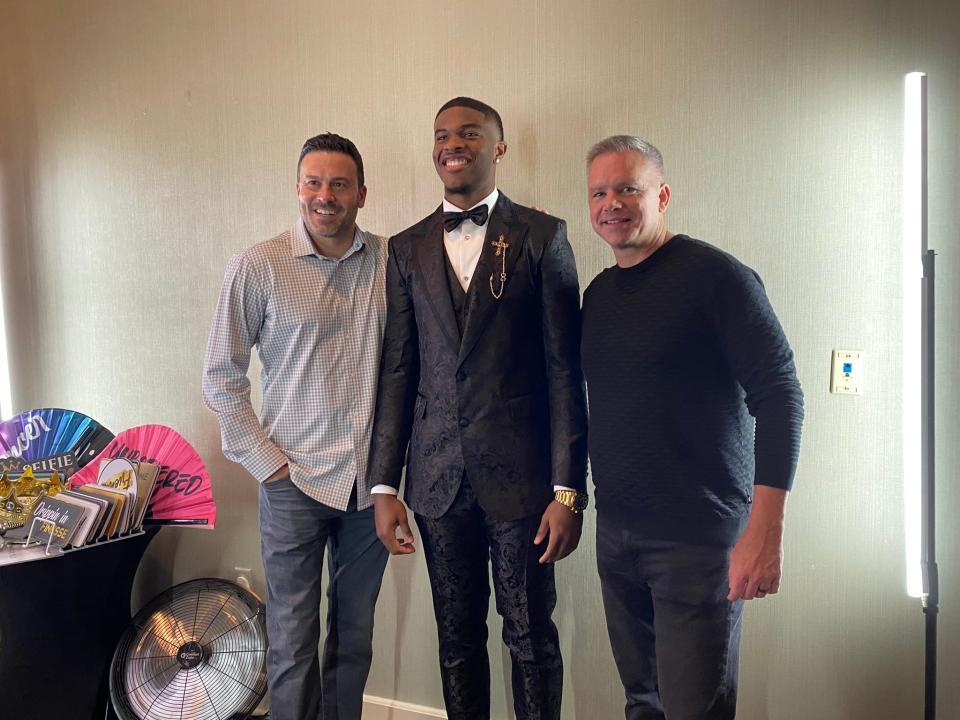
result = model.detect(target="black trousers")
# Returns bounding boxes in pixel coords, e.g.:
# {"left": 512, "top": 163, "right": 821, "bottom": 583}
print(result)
{"left": 416, "top": 479, "right": 562, "bottom": 720}
{"left": 596, "top": 514, "right": 744, "bottom": 720}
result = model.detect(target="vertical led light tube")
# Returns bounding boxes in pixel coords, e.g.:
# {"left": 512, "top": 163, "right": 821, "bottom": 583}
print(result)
{"left": 0, "top": 279, "right": 9, "bottom": 418}
{"left": 0, "top": 172, "right": 12, "bottom": 419}
{"left": 902, "top": 71, "right": 926, "bottom": 598}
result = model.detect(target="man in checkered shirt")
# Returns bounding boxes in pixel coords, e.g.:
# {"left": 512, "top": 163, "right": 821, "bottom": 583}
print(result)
{"left": 202, "top": 133, "right": 389, "bottom": 720}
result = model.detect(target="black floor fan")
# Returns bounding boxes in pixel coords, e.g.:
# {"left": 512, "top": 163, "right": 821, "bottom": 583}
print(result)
{"left": 109, "top": 578, "right": 268, "bottom": 720}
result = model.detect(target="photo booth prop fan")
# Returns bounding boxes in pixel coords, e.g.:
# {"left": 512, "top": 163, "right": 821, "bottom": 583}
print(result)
{"left": 0, "top": 408, "right": 114, "bottom": 473}
{"left": 109, "top": 578, "right": 267, "bottom": 720}
{"left": 70, "top": 425, "right": 217, "bottom": 528}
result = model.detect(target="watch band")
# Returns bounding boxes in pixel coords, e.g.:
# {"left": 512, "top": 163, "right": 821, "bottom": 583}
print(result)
{"left": 554, "top": 489, "right": 588, "bottom": 513}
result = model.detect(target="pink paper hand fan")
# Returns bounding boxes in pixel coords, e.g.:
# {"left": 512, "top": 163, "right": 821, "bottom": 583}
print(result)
{"left": 70, "top": 425, "right": 216, "bottom": 528}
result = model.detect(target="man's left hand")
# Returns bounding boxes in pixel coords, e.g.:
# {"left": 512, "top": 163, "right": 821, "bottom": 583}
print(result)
{"left": 727, "top": 486, "right": 788, "bottom": 601}
{"left": 534, "top": 501, "right": 583, "bottom": 564}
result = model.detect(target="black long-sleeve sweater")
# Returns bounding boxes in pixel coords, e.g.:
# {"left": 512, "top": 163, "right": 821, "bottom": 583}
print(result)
{"left": 581, "top": 235, "right": 804, "bottom": 546}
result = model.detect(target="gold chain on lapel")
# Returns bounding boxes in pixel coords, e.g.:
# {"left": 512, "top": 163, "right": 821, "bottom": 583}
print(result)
{"left": 489, "top": 234, "right": 509, "bottom": 299}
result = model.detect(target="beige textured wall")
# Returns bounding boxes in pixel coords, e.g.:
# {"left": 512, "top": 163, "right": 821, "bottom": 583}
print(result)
{"left": 3, "top": 1, "right": 959, "bottom": 718}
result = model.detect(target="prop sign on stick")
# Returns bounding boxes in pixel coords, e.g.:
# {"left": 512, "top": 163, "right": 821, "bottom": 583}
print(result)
{"left": 70, "top": 425, "right": 216, "bottom": 528}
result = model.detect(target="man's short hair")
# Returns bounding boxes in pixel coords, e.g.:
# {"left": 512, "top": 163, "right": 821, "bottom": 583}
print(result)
{"left": 587, "top": 135, "right": 665, "bottom": 177}
{"left": 436, "top": 97, "right": 505, "bottom": 141}
{"left": 298, "top": 133, "right": 365, "bottom": 186}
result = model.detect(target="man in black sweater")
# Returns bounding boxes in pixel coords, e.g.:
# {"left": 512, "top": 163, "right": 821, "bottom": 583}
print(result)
{"left": 580, "top": 136, "right": 804, "bottom": 720}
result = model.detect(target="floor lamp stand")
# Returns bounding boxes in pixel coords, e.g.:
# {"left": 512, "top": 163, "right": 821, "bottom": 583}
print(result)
{"left": 921, "top": 247, "right": 938, "bottom": 720}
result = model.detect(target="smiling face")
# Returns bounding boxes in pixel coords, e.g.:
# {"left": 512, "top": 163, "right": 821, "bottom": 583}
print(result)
{"left": 296, "top": 151, "right": 366, "bottom": 252}
{"left": 587, "top": 150, "right": 672, "bottom": 266}
{"left": 433, "top": 105, "right": 506, "bottom": 208}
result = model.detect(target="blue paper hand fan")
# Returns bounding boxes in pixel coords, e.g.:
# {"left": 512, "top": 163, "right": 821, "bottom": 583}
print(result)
{"left": 0, "top": 408, "right": 114, "bottom": 472}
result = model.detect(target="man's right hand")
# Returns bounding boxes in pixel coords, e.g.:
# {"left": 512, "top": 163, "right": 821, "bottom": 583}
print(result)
{"left": 374, "top": 493, "right": 416, "bottom": 555}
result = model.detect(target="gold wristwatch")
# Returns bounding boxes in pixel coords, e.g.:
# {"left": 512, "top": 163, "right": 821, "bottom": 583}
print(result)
{"left": 554, "top": 489, "right": 588, "bottom": 514}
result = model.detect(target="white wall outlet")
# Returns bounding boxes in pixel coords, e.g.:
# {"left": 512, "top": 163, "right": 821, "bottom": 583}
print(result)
{"left": 234, "top": 565, "right": 252, "bottom": 592}
{"left": 831, "top": 349, "right": 864, "bottom": 394}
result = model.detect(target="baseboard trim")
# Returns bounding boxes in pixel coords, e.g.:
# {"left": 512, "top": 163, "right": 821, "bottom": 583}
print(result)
{"left": 362, "top": 694, "right": 447, "bottom": 719}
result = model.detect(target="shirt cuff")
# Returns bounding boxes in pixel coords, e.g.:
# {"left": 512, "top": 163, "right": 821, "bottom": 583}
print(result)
{"left": 244, "top": 441, "right": 289, "bottom": 484}
{"left": 371, "top": 484, "right": 398, "bottom": 495}
{"left": 553, "top": 485, "right": 576, "bottom": 492}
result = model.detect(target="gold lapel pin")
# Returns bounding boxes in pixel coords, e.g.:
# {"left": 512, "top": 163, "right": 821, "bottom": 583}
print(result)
{"left": 489, "top": 235, "right": 509, "bottom": 299}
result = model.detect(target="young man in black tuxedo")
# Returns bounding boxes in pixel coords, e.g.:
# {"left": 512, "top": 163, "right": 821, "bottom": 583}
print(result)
{"left": 368, "top": 97, "right": 588, "bottom": 720}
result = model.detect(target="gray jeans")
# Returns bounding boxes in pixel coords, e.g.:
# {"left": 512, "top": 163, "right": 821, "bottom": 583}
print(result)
{"left": 259, "top": 477, "right": 388, "bottom": 720}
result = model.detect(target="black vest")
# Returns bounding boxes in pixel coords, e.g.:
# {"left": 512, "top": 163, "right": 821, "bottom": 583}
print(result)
{"left": 444, "top": 253, "right": 468, "bottom": 340}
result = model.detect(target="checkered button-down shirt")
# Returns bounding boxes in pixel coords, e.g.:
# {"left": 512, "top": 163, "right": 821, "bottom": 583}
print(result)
{"left": 202, "top": 220, "right": 388, "bottom": 510}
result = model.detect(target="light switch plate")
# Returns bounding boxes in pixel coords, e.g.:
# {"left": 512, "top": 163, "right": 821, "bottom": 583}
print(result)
{"left": 831, "top": 349, "right": 864, "bottom": 394}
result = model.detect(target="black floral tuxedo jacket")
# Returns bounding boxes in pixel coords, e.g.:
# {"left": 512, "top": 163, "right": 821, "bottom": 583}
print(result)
{"left": 368, "top": 193, "right": 588, "bottom": 521}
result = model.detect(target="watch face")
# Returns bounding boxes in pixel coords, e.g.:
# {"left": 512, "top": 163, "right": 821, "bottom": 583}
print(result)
{"left": 573, "top": 494, "right": 589, "bottom": 512}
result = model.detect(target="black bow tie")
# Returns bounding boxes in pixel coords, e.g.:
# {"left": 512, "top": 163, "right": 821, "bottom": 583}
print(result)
{"left": 442, "top": 205, "right": 489, "bottom": 232}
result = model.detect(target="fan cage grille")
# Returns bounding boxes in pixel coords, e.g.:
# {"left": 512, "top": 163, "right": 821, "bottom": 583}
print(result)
{"left": 110, "top": 578, "right": 267, "bottom": 720}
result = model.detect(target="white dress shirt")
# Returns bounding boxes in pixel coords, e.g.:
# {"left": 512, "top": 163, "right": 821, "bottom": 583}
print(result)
{"left": 443, "top": 188, "right": 499, "bottom": 291}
